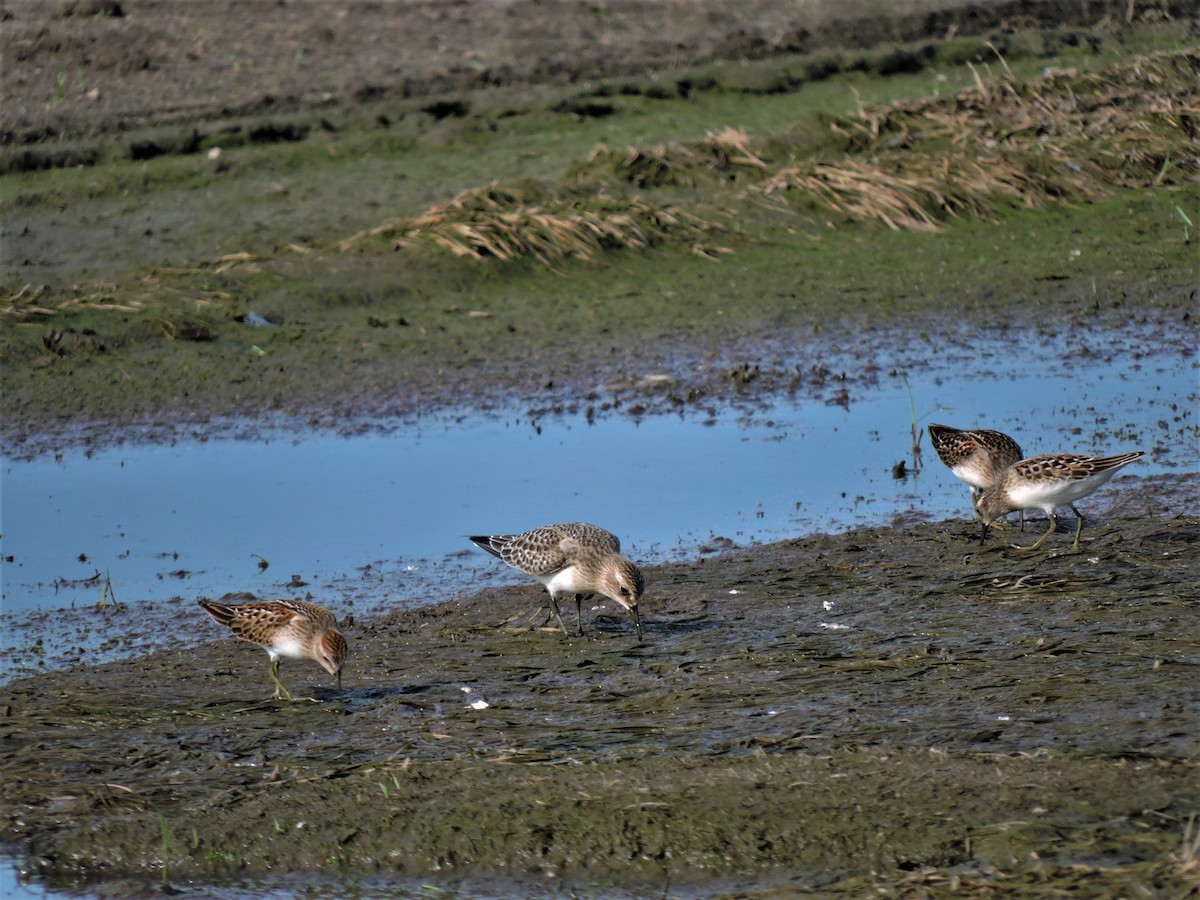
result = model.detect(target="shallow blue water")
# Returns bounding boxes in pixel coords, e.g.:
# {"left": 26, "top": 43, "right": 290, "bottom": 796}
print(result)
{"left": 3, "top": 345, "right": 1193, "bottom": 621}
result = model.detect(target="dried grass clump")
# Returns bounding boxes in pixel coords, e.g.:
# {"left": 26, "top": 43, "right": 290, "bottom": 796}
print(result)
{"left": 761, "top": 153, "right": 1095, "bottom": 231}
{"left": 576, "top": 127, "right": 770, "bottom": 188}
{"left": 1173, "top": 814, "right": 1200, "bottom": 885}
{"left": 339, "top": 181, "right": 718, "bottom": 268}
{"left": 829, "top": 48, "right": 1199, "bottom": 187}
{"left": 699, "top": 127, "right": 771, "bottom": 172}
{"left": 766, "top": 48, "right": 1197, "bottom": 230}
{"left": 1, "top": 283, "right": 148, "bottom": 321}
{"left": 339, "top": 49, "right": 1197, "bottom": 264}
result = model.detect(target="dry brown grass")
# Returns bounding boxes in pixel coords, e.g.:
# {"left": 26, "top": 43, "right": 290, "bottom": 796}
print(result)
{"left": 835, "top": 50, "right": 1198, "bottom": 170}
{"left": 1174, "top": 814, "right": 1200, "bottom": 886}
{"left": 576, "top": 127, "right": 771, "bottom": 188}
{"left": 340, "top": 48, "right": 1197, "bottom": 264}
{"left": 759, "top": 155, "right": 1078, "bottom": 231}
{"left": 338, "top": 181, "right": 722, "bottom": 267}
{"left": 1, "top": 282, "right": 149, "bottom": 321}
{"left": 757, "top": 48, "right": 1197, "bottom": 230}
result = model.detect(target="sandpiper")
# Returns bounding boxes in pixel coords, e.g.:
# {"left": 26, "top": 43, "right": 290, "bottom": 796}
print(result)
{"left": 469, "top": 522, "right": 644, "bottom": 640}
{"left": 975, "top": 451, "right": 1144, "bottom": 551}
{"left": 198, "top": 596, "right": 347, "bottom": 700}
{"left": 928, "top": 423, "right": 1023, "bottom": 496}
{"left": 929, "top": 422, "right": 1026, "bottom": 529}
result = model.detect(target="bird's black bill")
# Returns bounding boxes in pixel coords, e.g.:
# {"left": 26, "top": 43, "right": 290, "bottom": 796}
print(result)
{"left": 630, "top": 605, "right": 643, "bottom": 643}
{"left": 979, "top": 522, "right": 990, "bottom": 545}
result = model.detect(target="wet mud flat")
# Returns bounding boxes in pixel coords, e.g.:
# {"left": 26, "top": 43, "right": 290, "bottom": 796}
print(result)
{"left": 3, "top": 504, "right": 1198, "bottom": 896}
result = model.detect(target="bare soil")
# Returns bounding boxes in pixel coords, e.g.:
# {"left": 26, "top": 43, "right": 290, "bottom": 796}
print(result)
{"left": 5, "top": 0, "right": 1179, "bottom": 143}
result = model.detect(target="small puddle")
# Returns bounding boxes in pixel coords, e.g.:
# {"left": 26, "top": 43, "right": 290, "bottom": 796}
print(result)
{"left": 1, "top": 338, "right": 1195, "bottom": 682}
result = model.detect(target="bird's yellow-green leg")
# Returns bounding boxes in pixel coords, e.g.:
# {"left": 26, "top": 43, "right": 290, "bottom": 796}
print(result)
{"left": 1070, "top": 504, "right": 1085, "bottom": 551}
{"left": 1013, "top": 512, "right": 1058, "bottom": 552}
{"left": 269, "top": 658, "right": 295, "bottom": 701}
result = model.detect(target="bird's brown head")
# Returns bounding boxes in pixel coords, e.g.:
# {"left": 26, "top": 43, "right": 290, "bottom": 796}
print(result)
{"left": 973, "top": 485, "right": 1012, "bottom": 544}
{"left": 318, "top": 630, "right": 348, "bottom": 689}
{"left": 973, "top": 484, "right": 1011, "bottom": 528}
{"left": 602, "top": 557, "right": 645, "bottom": 641}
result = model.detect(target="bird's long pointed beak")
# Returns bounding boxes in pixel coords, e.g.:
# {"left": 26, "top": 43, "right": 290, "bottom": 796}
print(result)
{"left": 979, "top": 521, "right": 990, "bottom": 545}
{"left": 336, "top": 669, "right": 342, "bottom": 692}
{"left": 630, "top": 605, "right": 642, "bottom": 643}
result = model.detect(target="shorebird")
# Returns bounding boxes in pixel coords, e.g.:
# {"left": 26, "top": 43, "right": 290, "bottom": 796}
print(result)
{"left": 469, "top": 522, "right": 644, "bottom": 641}
{"left": 975, "top": 451, "right": 1144, "bottom": 552}
{"left": 929, "top": 422, "right": 1023, "bottom": 509}
{"left": 198, "top": 596, "right": 347, "bottom": 700}
{"left": 929, "top": 422, "right": 1026, "bottom": 529}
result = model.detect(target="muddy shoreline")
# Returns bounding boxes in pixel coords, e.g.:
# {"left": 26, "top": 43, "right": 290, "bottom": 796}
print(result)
{"left": 3, "top": 507, "right": 1199, "bottom": 894}
{"left": 4, "top": 294, "right": 1196, "bottom": 465}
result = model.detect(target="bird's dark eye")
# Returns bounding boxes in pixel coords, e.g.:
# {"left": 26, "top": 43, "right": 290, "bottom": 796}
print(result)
{"left": 620, "top": 587, "right": 629, "bottom": 596}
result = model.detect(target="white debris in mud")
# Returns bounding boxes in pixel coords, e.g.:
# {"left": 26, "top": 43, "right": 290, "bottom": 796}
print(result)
{"left": 461, "top": 685, "right": 490, "bottom": 709}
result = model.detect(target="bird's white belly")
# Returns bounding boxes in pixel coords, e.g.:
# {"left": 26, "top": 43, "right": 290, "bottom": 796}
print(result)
{"left": 269, "top": 635, "right": 306, "bottom": 660}
{"left": 951, "top": 464, "right": 990, "bottom": 492}
{"left": 541, "top": 565, "right": 585, "bottom": 597}
{"left": 1008, "top": 473, "right": 1112, "bottom": 511}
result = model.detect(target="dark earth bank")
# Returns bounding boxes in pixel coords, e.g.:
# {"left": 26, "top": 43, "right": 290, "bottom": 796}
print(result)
{"left": 6, "top": 0, "right": 1193, "bottom": 152}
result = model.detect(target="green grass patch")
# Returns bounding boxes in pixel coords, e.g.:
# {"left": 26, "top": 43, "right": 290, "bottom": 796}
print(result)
{"left": 2, "top": 28, "right": 1196, "bottom": 441}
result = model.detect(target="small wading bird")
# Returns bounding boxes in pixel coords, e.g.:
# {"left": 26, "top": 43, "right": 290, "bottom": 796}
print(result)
{"left": 975, "top": 451, "right": 1144, "bottom": 552}
{"left": 198, "top": 596, "right": 347, "bottom": 700}
{"left": 928, "top": 423, "right": 1025, "bottom": 527}
{"left": 469, "top": 522, "right": 644, "bottom": 641}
